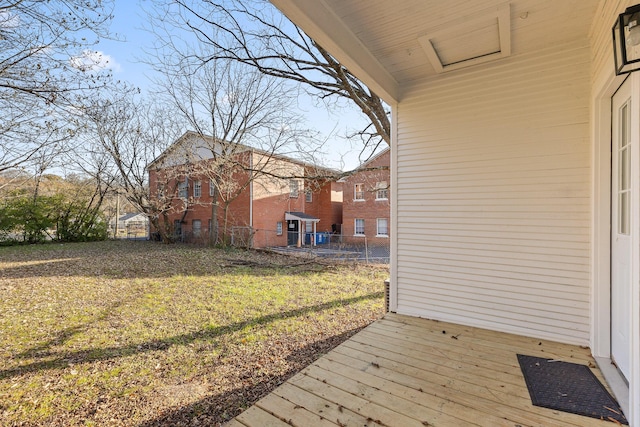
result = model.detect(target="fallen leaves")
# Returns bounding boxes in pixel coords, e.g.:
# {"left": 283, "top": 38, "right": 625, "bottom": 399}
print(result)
{"left": 0, "top": 240, "right": 387, "bottom": 426}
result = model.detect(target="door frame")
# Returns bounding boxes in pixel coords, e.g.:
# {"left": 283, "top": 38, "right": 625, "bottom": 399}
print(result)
{"left": 286, "top": 220, "right": 299, "bottom": 246}
{"left": 611, "top": 78, "right": 633, "bottom": 380}
{"left": 593, "top": 71, "right": 639, "bottom": 424}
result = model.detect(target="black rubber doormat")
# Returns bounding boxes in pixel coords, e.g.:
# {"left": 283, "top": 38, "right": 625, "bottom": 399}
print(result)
{"left": 517, "top": 354, "right": 627, "bottom": 424}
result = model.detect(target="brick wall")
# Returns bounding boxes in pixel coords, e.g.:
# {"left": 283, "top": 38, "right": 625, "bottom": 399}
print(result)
{"left": 341, "top": 149, "right": 390, "bottom": 245}
{"left": 149, "top": 150, "right": 344, "bottom": 248}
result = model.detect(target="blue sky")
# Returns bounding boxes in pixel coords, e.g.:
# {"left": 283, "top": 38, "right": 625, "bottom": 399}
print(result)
{"left": 93, "top": 1, "right": 378, "bottom": 171}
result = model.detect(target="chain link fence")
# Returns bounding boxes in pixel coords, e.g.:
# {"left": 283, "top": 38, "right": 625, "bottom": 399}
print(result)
{"left": 253, "top": 229, "right": 390, "bottom": 264}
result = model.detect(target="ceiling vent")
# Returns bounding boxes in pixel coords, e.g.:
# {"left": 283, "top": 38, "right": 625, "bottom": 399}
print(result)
{"left": 418, "top": 4, "right": 511, "bottom": 73}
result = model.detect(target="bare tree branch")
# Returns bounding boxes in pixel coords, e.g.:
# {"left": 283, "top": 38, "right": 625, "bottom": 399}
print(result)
{"left": 146, "top": 0, "right": 390, "bottom": 151}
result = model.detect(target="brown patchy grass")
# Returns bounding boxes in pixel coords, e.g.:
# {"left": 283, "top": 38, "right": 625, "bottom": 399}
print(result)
{"left": 0, "top": 240, "right": 387, "bottom": 426}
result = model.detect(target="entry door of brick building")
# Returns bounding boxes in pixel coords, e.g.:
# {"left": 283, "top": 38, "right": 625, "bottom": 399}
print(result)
{"left": 287, "top": 220, "right": 298, "bottom": 246}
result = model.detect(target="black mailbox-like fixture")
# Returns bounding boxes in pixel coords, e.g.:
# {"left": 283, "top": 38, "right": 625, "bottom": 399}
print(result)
{"left": 614, "top": 4, "right": 640, "bottom": 74}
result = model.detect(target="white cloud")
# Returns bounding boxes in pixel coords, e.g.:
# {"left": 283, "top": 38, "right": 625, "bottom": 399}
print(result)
{"left": 70, "top": 50, "right": 122, "bottom": 72}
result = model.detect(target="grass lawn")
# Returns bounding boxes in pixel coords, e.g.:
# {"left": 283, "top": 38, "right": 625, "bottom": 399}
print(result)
{"left": 0, "top": 241, "right": 387, "bottom": 426}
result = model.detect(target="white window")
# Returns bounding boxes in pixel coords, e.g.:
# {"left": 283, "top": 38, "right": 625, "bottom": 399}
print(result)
{"left": 305, "top": 189, "right": 312, "bottom": 203}
{"left": 209, "top": 179, "right": 216, "bottom": 196}
{"left": 289, "top": 179, "right": 299, "bottom": 198}
{"left": 193, "top": 219, "right": 201, "bottom": 236}
{"left": 193, "top": 180, "right": 202, "bottom": 198}
{"left": 376, "top": 181, "right": 388, "bottom": 200}
{"left": 178, "top": 180, "right": 188, "bottom": 198}
{"left": 276, "top": 221, "right": 283, "bottom": 235}
{"left": 355, "top": 218, "right": 365, "bottom": 235}
{"left": 354, "top": 183, "right": 364, "bottom": 200}
{"left": 305, "top": 221, "right": 313, "bottom": 232}
{"left": 377, "top": 218, "right": 389, "bottom": 237}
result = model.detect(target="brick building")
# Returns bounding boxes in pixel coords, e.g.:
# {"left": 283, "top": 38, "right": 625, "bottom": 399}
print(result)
{"left": 340, "top": 148, "right": 390, "bottom": 245}
{"left": 148, "top": 132, "right": 342, "bottom": 248}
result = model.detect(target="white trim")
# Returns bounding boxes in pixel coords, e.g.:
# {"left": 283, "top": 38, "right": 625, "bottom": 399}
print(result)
{"left": 390, "top": 103, "right": 398, "bottom": 313}
{"left": 354, "top": 183, "right": 365, "bottom": 201}
{"left": 269, "top": 0, "right": 399, "bottom": 103}
{"left": 629, "top": 72, "right": 640, "bottom": 426}
{"left": 193, "top": 180, "right": 202, "bottom": 198}
{"left": 354, "top": 218, "right": 365, "bottom": 236}
{"left": 418, "top": 4, "right": 510, "bottom": 74}
{"left": 376, "top": 218, "right": 389, "bottom": 237}
{"left": 249, "top": 154, "right": 253, "bottom": 242}
{"left": 592, "top": 66, "right": 639, "bottom": 426}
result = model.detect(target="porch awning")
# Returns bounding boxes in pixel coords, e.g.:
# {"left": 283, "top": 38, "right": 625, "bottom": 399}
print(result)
{"left": 285, "top": 212, "right": 320, "bottom": 222}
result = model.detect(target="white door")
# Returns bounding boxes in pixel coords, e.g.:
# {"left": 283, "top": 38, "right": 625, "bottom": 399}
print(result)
{"left": 611, "top": 78, "right": 632, "bottom": 381}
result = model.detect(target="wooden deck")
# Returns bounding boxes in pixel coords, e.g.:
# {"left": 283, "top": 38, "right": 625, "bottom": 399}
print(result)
{"left": 227, "top": 313, "right": 619, "bottom": 427}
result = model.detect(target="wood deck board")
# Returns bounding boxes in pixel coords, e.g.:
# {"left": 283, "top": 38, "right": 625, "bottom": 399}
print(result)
{"left": 380, "top": 314, "right": 593, "bottom": 361}
{"left": 323, "top": 345, "right": 601, "bottom": 427}
{"left": 230, "top": 314, "right": 616, "bottom": 427}
{"left": 254, "top": 392, "right": 338, "bottom": 427}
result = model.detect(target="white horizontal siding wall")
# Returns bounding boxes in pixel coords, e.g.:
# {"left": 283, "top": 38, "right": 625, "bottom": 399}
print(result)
{"left": 395, "top": 42, "right": 591, "bottom": 345}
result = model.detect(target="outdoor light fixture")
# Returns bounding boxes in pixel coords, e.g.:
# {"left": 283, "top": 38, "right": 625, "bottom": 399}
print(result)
{"left": 613, "top": 4, "right": 640, "bottom": 75}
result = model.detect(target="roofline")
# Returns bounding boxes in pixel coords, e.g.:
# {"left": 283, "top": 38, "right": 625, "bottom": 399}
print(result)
{"left": 269, "top": 0, "right": 400, "bottom": 103}
{"left": 352, "top": 146, "right": 390, "bottom": 171}
{"left": 147, "top": 130, "right": 340, "bottom": 175}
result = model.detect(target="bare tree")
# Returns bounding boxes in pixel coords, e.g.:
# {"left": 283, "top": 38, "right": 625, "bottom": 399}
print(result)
{"left": 149, "top": 49, "right": 321, "bottom": 245}
{"left": 0, "top": 0, "right": 114, "bottom": 172}
{"left": 78, "top": 88, "right": 185, "bottom": 243}
{"left": 147, "top": 0, "right": 390, "bottom": 154}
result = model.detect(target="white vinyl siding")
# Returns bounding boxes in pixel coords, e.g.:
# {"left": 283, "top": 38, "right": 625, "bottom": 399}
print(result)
{"left": 394, "top": 43, "right": 592, "bottom": 345}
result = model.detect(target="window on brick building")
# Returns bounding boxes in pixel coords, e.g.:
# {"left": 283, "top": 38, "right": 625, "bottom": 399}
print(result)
{"left": 289, "top": 179, "right": 299, "bottom": 198}
{"left": 193, "top": 219, "right": 201, "bottom": 237}
{"left": 377, "top": 218, "right": 389, "bottom": 237}
{"left": 209, "top": 179, "right": 215, "bottom": 196}
{"left": 276, "top": 222, "right": 283, "bottom": 235}
{"left": 178, "top": 180, "right": 188, "bottom": 199}
{"left": 354, "top": 183, "right": 364, "bottom": 200}
{"left": 305, "top": 221, "right": 313, "bottom": 233}
{"left": 376, "top": 181, "right": 388, "bottom": 200}
{"left": 305, "top": 189, "right": 312, "bottom": 203}
{"left": 193, "top": 180, "right": 201, "bottom": 198}
{"left": 355, "top": 218, "right": 365, "bottom": 235}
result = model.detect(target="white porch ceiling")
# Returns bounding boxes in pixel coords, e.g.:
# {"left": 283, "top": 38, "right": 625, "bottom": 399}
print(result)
{"left": 270, "top": 0, "right": 600, "bottom": 102}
